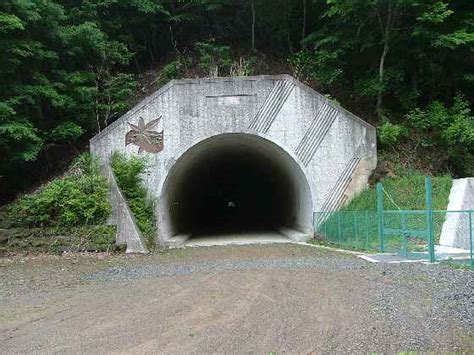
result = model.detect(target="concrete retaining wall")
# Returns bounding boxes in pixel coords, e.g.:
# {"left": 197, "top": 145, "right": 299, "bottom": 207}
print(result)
{"left": 91, "top": 75, "right": 377, "bottom": 246}
{"left": 439, "top": 178, "right": 474, "bottom": 250}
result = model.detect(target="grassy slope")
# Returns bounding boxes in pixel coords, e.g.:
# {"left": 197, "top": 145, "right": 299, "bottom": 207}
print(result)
{"left": 343, "top": 173, "right": 452, "bottom": 212}
{"left": 314, "top": 172, "right": 453, "bottom": 249}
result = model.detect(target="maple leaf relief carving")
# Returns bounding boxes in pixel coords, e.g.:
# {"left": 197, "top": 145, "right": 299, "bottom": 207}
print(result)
{"left": 125, "top": 116, "right": 164, "bottom": 154}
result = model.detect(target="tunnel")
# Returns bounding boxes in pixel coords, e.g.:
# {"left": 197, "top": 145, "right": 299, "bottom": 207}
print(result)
{"left": 159, "top": 133, "right": 313, "bottom": 244}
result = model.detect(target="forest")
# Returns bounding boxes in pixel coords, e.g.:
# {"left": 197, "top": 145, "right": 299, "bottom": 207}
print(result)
{"left": 0, "top": 0, "right": 473, "bottom": 202}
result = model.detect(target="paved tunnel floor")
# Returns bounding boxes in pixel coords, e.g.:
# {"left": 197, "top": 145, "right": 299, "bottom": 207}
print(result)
{"left": 1, "top": 244, "right": 472, "bottom": 353}
{"left": 185, "top": 231, "right": 292, "bottom": 247}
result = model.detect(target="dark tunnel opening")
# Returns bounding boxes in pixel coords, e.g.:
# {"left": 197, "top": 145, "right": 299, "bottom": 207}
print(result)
{"left": 161, "top": 134, "right": 313, "bottom": 242}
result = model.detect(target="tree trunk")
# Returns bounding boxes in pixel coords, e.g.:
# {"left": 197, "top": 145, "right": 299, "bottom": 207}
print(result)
{"left": 301, "top": 0, "right": 306, "bottom": 48}
{"left": 146, "top": 35, "right": 155, "bottom": 64}
{"left": 285, "top": 0, "right": 293, "bottom": 52}
{"left": 376, "top": 2, "right": 395, "bottom": 120}
{"left": 94, "top": 78, "right": 101, "bottom": 133}
{"left": 251, "top": 2, "right": 256, "bottom": 51}
{"left": 376, "top": 41, "right": 389, "bottom": 119}
{"left": 169, "top": 0, "right": 178, "bottom": 53}
{"left": 169, "top": 24, "right": 178, "bottom": 53}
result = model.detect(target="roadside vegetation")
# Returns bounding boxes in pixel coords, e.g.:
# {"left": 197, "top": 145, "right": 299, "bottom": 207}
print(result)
{"left": 313, "top": 170, "right": 453, "bottom": 253}
{"left": 343, "top": 169, "right": 452, "bottom": 211}
{"left": 4, "top": 153, "right": 110, "bottom": 228}
{"left": 0, "top": 153, "right": 118, "bottom": 254}
{"left": 110, "top": 152, "right": 156, "bottom": 251}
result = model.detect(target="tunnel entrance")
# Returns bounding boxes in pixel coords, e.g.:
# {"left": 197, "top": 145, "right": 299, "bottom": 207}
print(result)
{"left": 159, "top": 134, "right": 313, "bottom": 245}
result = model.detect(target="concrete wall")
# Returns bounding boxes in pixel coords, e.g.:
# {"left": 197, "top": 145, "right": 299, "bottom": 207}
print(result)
{"left": 439, "top": 178, "right": 474, "bottom": 250}
{"left": 104, "top": 165, "right": 147, "bottom": 253}
{"left": 91, "top": 75, "right": 377, "bottom": 246}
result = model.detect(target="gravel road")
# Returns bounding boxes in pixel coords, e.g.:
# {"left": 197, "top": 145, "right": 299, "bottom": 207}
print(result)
{"left": 0, "top": 244, "right": 472, "bottom": 354}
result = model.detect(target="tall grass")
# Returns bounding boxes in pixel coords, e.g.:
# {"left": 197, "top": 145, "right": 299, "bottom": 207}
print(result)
{"left": 342, "top": 172, "right": 452, "bottom": 211}
{"left": 315, "top": 171, "right": 453, "bottom": 251}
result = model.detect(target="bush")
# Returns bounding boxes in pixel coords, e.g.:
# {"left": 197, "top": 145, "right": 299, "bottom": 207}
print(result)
{"left": 51, "top": 121, "right": 84, "bottom": 142}
{"left": 288, "top": 48, "right": 343, "bottom": 89}
{"left": 195, "top": 40, "right": 232, "bottom": 77}
{"left": 6, "top": 153, "right": 110, "bottom": 228}
{"left": 111, "top": 152, "right": 156, "bottom": 250}
{"left": 229, "top": 56, "right": 256, "bottom": 77}
{"left": 378, "top": 122, "right": 408, "bottom": 147}
{"left": 405, "top": 94, "right": 474, "bottom": 176}
{"left": 156, "top": 55, "right": 192, "bottom": 86}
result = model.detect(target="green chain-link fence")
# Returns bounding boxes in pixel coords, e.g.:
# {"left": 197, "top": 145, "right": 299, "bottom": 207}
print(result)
{"left": 314, "top": 177, "right": 473, "bottom": 266}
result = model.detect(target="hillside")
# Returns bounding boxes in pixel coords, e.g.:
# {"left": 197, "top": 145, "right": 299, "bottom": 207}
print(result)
{"left": 1, "top": 0, "right": 473, "bottom": 203}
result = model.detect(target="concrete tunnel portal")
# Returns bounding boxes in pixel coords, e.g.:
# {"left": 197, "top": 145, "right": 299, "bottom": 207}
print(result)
{"left": 90, "top": 75, "right": 377, "bottom": 252}
{"left": 160, "top": 134, "right": 314, "bottom": 243}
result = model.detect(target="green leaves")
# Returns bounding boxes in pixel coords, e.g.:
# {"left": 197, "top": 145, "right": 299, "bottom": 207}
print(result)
{"left": 289, "top": 48, "right": 343, "bottom": 89}
{"left": 0, "top": 120, "right": 43, "bottom": 162}
{"left": 129, "top": 0, "right": 166, "bottom": 14}
{"left": 0, "top": 1, "right": 138, "bottom": 198}
{"left": 0, "top": 0, "right": 472, "bottom": 198}
{"left": 417, "top": 2, "right": 453, "bottom": 24}
{"left": 51, "top": 122, "right": 84, "bottom": 142}
{"left": 61, "top": 22, "right": 131, "bottom": 66}
{"left": 404, "top": 95, "right": 474, "bottom": 174}
{"left": 0, "top": 12, "right": 24, "bottom": 33}
{"left": 0, "top": 101, "right": 16, "bottom": 120}
{"left": 378, "top": 122, "right": 408, "bottom": 147}
{"left": 433, "top": 29, "right": 474, "bottom": 49}
{"left": 195, "top": 40, "right": 232, "bottom": 77}
{"left": 6, "top": 153, "right": 111, "bottom": 227}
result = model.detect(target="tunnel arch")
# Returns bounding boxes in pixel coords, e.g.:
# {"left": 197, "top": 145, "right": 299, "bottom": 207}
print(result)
{"left": 157, "top": 133, "right": 313, "bottom": 244}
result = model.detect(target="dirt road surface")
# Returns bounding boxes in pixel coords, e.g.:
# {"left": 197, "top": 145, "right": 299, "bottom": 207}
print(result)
{"left": 1, "top": 244, "right": 472, "bottom": 354}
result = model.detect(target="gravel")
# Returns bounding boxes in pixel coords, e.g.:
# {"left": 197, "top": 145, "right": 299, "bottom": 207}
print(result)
{"left": 1, "top": 244, "right": 473, "bottom": 353}
{"left": 84, "top": 257, "right": 367, "bottom": 281}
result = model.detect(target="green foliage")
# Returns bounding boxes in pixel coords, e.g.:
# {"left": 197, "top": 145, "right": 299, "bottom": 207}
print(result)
{"left": 0, "top": 0, "right": 136, "bottom": 199}
{"left": 407, "top": 95, "right": 473, "bottom": 144}
{"left": 156, "top": 55, "right": 192, "bottom": 86}
{"left": 0, "top": 120, "right": 43, "bottom": 162}
{"left": 98, "top": 73, "right": 137, "bottom": 126}
{"left": 61, "top": 22, "right": 132, "bottom": 67}
{"left": 0, "top": 0, "right": 473, "bottom": 200}
{"left": 51, "top": 121, "right": 84, "bottom": 142}
{"left": 289, "top": 49, "right": 343, "bottom": 89}
{"left": 111, "top": 152, "right": 156, "bottom": 250}
{"left": 195, "top": 40, "right": 232, "bottom": 77}
{"left": 230, "top": 56, "right": 256, "bottom": 77}
{"left": 0, "top": 12, "right": 24, "bottom": 33}
{"left": 6, "top": 153, "right": 110, "bottom": 227}
{"left": 405, "top": 95, "right": 474, "bottom": 175}
{"left": 342, "top": 172, "right": 452, "bottom": 212}
{"left": 378, "top": 122, "right": 408, "bottom": 147}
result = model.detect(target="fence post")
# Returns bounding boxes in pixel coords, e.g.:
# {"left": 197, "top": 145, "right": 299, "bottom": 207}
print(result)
{"left": 365, "top": 210, "right": 369, "bottom": 249}
{"left": 337, "top": 212, "right": 342, "bottom": 243}
{"left": 425, "top": 176, "right": 435, "bottom": 263}
{"left": 401, "top": 211, "right": 408, "bottom": 257}
{"left": 353, "top": 212, "right": 357, "bottom": 247}
{"left": 469, "top": 211, "right": 473, "bottom": 268}
{"left": 376, "top": 182, "right": 384, "bottom": 252}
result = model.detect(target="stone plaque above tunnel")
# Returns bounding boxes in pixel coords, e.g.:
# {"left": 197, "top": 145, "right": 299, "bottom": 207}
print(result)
{"left": 91, "top": 75, "right": 377, "bottom": 251}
